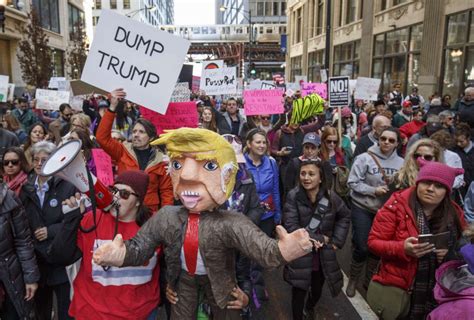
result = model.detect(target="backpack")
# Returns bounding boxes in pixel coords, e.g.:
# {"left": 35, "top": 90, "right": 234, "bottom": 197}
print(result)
{"left": 334, "top": 166, "right": 350, "bottom": 198}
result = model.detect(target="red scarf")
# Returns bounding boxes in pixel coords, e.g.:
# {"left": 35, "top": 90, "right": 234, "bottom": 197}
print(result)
{"left": 4, "top": 171, "right": 28, "bottom": 196}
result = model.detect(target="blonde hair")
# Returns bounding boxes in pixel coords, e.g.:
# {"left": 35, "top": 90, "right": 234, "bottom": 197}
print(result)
{"left": 151, "top": 128, "right": 237, "bottom": 198}
{"left": 71, "top": 113, "right": 91, "bottom": 130}
{"left": 394, "top": 138, "right": 444, "bottom": 189}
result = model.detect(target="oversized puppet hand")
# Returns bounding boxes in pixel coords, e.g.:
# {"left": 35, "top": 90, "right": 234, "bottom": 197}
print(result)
{"left": 276, "top": 225, "right": 314, "bottom": 262}
{"left": 93, "top": 234, "right": 126, "bottom": 267}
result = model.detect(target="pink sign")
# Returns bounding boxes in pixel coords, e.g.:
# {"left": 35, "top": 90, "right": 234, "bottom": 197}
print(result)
{"left": 301, "top": 82, "right": 327, "bottom": 99}
{"left": 243, "top": 89, "right": 284, "bottom": 116}
{"left": 141, "top": 102, "right": 199, "bottom": 134}
{"left": 92, "top": 149, "right": 114, "bottom": 187}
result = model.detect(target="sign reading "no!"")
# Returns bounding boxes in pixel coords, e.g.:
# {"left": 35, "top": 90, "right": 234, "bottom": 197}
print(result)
{"left": 328, "top": 76, "right": 350, "bottom": 107}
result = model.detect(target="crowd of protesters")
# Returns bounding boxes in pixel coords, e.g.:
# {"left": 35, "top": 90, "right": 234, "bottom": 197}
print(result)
{"left": 0, "top": 83, "right": 473, "bottom": 320}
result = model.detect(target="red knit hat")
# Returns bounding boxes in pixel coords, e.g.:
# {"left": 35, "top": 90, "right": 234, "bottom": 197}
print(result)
{"left": 115, "top": 170, "right": 149, "bottom": 202}
{"left": 415, "top": 159, "right": 464, "bottom": 193}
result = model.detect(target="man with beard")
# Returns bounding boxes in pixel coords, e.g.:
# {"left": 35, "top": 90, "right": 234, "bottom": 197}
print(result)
{"left": 96, "top": 89, "right": 173, "bottom": 212}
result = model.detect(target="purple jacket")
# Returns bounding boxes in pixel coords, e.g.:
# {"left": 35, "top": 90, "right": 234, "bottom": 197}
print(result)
{"left": 427, "top": 260, "right": 474, "bottom": 320}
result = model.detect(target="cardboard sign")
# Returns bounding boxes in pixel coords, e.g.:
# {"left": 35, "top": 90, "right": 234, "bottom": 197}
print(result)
{"left": 354, "top": 77, "right": 381, "bottom": 101}
{"left": 0, "top": 75, "right": 9, "bottom": 103}
{"left": 140, "top": 102, "right": 198, "bottom": 135}
{"left": 7, "top": 83, "right": 15, "bottom": 101}
{"left": 48, "top": 77, "right": 66, "bottom": 89}
{"left": 81, "top": 10, "right": 190, "bottom": 114}
{"left": 70, "top": 80, "right": 109, "bottom": 96}
{"left": 329, "top": 76, "right": 350, "bottom": 107}
{"left": 92, "top": 149, "right": 114, "bottom": 188}
{"left": 301, "top": 82, "right": 327, "bottom": 99}
{"left": 243, "top": 89, "right": 284, "bottom": 116}
{"left": 36, "top": 89, "right": 71, "bottom": 110}
{"left": 200, "top": 67, "right": 237, "bottom": 95}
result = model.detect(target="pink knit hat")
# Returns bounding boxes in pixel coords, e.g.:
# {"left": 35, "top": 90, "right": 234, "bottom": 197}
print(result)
{"left": 341, "top": 107, "right": 352, "bottom": 118}
{"left": 415, "top": 159, "right": 464, "bottom": 193}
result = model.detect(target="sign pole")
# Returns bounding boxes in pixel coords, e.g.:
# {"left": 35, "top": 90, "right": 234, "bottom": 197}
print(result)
{"left": 338, "top": 106, "right": 342, "bottom": 148}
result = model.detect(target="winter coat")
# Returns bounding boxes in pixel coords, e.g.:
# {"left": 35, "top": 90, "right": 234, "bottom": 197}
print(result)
{"left": 244, "top": 154, "right": 281, "bottom": 222}
{"left": 122, "top": 206, "right": 286, "bottom": 309}
{"left": 11, "top": 108, "right": 38, "bottom": 132}
{"left": 215, "top": 111, "right": 248, "bottom": 138}
{"left": 399, "top": 120, "right": 426, "bottom": 140}
{"left": 96, "top": 110, "right": 174, "bottom": 212}
{"left": 348, "top": 145, "right": 403, "bottom": 213}
{"left": 20, "top": 175, "right": 77, "bottom": 286}
{"left": 282, "top": 187, "right": 350, "bottom": 294}
{"left": 392, "top": 111, "right": 411, "bottom": 128}
{"left": 456, "top": 99, "right": 474, "bottom": 137}
{"left": 454, "top": 144, "right": 474, "bottom": 197}
{"left": 427, "top": 260, "right": 474, "bottom": 320}
{"left": 0, "top": 183, "right": 39, "bottom": 319}
{"left": 368, "top": 187, "right": 466, "bottom": 291}
{"left": 0, "top": 128, "right": 19, "bottom": 161}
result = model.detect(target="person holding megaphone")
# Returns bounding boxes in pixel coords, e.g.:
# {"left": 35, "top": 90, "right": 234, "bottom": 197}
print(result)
{"left": 47, "top": 170, "right": 162, "bottom": 320}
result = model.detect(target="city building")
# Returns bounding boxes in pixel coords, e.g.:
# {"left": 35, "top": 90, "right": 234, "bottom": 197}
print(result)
{"left": 216, "top": 0, "right": 287, "bottom": 24}
{"left": 92, "top": 0, "right": 174, "bottom": 28}
{"left": 285, "top": 0, "right": 474, "bottom": 98}
{"left": 0, "top": 0, "right": 94, "bottom": 90}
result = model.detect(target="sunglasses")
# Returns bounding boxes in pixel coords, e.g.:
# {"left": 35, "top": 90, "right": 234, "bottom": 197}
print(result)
{"left": 414, "top": 153, "right": 434, "bottom": 161}
{"left": 261, "top": 117, "right": 271, "bottom": 120}
{"left": 222, "top": 134, "right": 242, "bottom": 145}
{"left": 3, "top": 159, "right": 20, "bottom": 166}
{"left": 380, "top": 136, "right": 397, "bottom": 144}
{"left": 109, "top": 186, "right": 139, "bottom": 200}
{"left": 325, "top": 140, "right": 338, "bottom": 144}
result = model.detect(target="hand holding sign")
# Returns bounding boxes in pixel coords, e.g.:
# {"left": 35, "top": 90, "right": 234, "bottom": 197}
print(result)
{"left": 109, "top": 88, "right": 127, "bottom": 111}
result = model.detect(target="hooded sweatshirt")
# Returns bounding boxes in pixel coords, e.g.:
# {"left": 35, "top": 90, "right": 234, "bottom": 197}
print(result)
{"left": 348, "top": 145, "right": 403, "bottom": 213}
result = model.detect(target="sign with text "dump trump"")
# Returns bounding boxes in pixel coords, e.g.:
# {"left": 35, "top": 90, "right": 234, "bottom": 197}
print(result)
{"left": 328, "top": 76, "right": 350, "bottom": 107}
{"left": 81, "top": 10, "right": 190, "bottom": 114}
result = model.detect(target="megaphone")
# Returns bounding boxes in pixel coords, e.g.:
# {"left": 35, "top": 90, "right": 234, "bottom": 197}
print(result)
{"left": 41, "top": 140, "right": 115, "bottom": 212}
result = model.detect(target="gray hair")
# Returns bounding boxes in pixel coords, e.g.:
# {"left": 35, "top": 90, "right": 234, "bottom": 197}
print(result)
{"left": 30, "top": 141, "right": 56, "bottom": 157}
{"left": 439, "top": 110, "right": 455, "bottom": 120}
{"left": 465, "top": 87, "right": 474, "bottom": 95}
{"left": 426, "top": 114, "right": 440, "bottom": 124}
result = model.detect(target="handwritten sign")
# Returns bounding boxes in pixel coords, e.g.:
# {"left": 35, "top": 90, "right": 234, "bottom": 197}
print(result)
{"left": 170, "top": 82, "right": 191, "bottom": 102}
{"left": 301, "top": 82, "right": 327, "bottom": 99}
{"left": 70, "top": 96, "right": 85, "bottom": 111}
{"left": 81, "top": 10, "right": 190, "bottom": 114}
{"left": 243, "top": 89, "right": 284, "bottom": 116}
{"left": 36, "top": 89, "right": 70, "bottom": 110}
{"left": 200, "top": 67, "right": 237, "bottom": 95}
{"left": 0, "top": 75, "right": 9, "bottom": 102}
{"left": 354, "top": 77, "right": 381, "bottom": 101}
{"left": 140, "top": 102, "right": 199, "bottom": 135}
{"left": 48, "top": 77, "right": 66, "bottom": 89}
{"left": 92, "top": 149, "right": 114, "bottom": 187}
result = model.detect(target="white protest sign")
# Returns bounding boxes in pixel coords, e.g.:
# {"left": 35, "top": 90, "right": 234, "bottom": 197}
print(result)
{"left": 295, "top": 75, "right": 307, "bottom": 85}
{"left": 286, "top": 82, "right": 300, "bottom": 91}
{"left": 48, "top": 77, "right": 66, "bottom": 89}
{"left": 81, "top": 10, "right": 190, "bottom": 114}
{"left": 349, "top": 80, "right": 357, "bottom": 95}
{"left": 354, "top": 77, "right": 381, "bottom": 101}
{"left": 70, "top": 96, "right": 85, "bottom": 111}
{"left": 7, "top": 83, "right": 15, "bottom": 101}
{"left": 36, "top": 89, "right": 71, "bottom": 110}
{"left": 247, "top": 79, "right": 262, "bottom": 90}
{"left": 202, "top": 60, "right": 224, "bottom": 72}
{"left": 57, "top": 80, "right": 70, "bottom": 92}
{"left": 261, "top": 81, "right": 277, "bottom": 90}
{"left": 200, "top": 67, "right": 237, "bottom": 95}
{"left": 170, "top": 82, "right": 191, "bottom": 102}
{"left": 320, "top": 69, "right": 328, "bottom": 83}
{"left": 0, "top": 75, "right": 9, "bottom": 102}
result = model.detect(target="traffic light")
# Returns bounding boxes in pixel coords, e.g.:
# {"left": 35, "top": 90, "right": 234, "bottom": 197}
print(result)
{"left": 250, "top": 63, "right": 256, "bottom": 75}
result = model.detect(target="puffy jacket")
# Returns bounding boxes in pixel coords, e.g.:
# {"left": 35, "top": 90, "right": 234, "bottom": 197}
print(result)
{"left": 20, "top": 175, "right": 77, "bottom": 286}
{"left": 427, "top": 260, "right": 474, "bottom": 320}
{"left": 0, "top": 183, "right": 39, "bottom": 319}
{"left": 399, "top": 120, "right": 426, "bottom": 140}
{"left": 244, "top": 153, "right": 281, "bottom": 222}
{"left": 96, "top": 110, "right": 173, "bottom": 212}
{"left": 368, "top": 187, "right": 466, "bottom": 291}
{"left": 282, "top": 187, "right": 350, "bottom": 294}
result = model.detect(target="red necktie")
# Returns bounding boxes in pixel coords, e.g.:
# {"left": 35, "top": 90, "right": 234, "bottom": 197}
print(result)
{"left": 183, "top": 212, "right": 200, "bottom": 275}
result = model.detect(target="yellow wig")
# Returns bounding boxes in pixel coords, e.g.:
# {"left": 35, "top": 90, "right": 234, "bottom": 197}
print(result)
{"left": 151, "top": 128, "right": 238, "bottom": 198}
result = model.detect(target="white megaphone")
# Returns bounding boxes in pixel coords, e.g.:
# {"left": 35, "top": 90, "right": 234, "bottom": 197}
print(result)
{"left": 41, "top": 140, "right": 115, "bottom": 213}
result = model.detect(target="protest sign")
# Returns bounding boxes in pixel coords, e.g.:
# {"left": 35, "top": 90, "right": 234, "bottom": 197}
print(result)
{"left": 36, "top": 89, "right": 71, "bottom": 110}
{"left": 261, "top": 81, "right": 277, "bottom": 90}
{"left": 140, "top": 102, "right": 198, "bottom": 134}
{"left": 247, "top": 79, "right": 262, "bottom": 90}
{"left": 285, "top": 88, "right": 295, "bottom": 97}
{"left": 57, "top": 80, "right": 70, "bottom": 92}
{"left": 320, "top": 69, "right": 328, "bottom": 83}
{"left": 202, "top": 60, "right": 224, "bottom": 72}
{"left": 7, "top": 84, "right": 15, "bottom": 101}
{"left": 170, "top": 82, "right": 191, "bottom": 102}
{"left": 70, "top": 80, "right": 109, "bottom": 96}
{"left": 0, "top": 75, "right": 9, "bottom": 103}
{"left": 286, "top": 82, "right": 300, "bottom": 92}
{"left": 70, "top": 96, "right": 85, "bottom": 111}
{"left": 329, "top": 76, "right": 350, "bottom": 107}
{"left": 192, "top": 76, "right": 200, "bottom": 92}
{"left": 295, "top": 75, "right": 307, "bottom": 86}
{"left": 243, "top": 89, "right": 284, "bottom": 116}
{"left": 301, "top": 82, "right": 327, "bottom": 99}
{"left": 354, "top": 77, "right": 381, "bottom": 101}
{"left": 349, "top": 80, "right": 357, "bottom": 95}
{"left": 200, "top": 67, "right": 237, "bottom": 95}
{"left": 92, "top": 149, "right": 114, "bottom": 188}
{"left": 48, "top": 77, "right": 66, "bottom": 89}
{"left": 81, "top": 10, "right": 190, "bottom": 114}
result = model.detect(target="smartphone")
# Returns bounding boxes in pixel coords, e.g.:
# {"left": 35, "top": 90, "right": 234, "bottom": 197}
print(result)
{"left": 418, "top": 231, "right": 450, "bottom": 249}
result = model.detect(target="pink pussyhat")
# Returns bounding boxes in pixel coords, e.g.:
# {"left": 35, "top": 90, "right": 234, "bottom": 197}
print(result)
{"left": 415, "top": 159, "right": 464, "bottom": 193}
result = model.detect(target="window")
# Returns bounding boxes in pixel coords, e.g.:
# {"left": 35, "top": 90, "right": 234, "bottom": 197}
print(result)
{"left": 68, "top": 4, "right": 84, "bottom": 39}
{"left": 273, "top": 2, "right": 279, "bottom": 16}
{"left": 372, "top": 24, "right": 423, "bottom": 94}
{"left": 110, "top": 0, "right": 116, "bottom": 9}
{"left": 393, "top": 0, "right": 406, "bottom": 5}
{"left": 32, "top": 0, "right": 60, "bottom": 33}
{"left": 337, "top": 0, "right": 343, "bottom": 27}
{"left": 51, "top": 49, "right": 64, "bottom": 77}
{"left": 95, "top": 0, "right": 101, "bottom": 9}
{"left": 346, "top": 0, "right": 357, "bottom": 24}
{"left": 333, "top": 41, "right": 360, "bottom": 78}
{"left": 290, "top": 56, "right": 303, "bottom": 81}
{"left": 92, "top": 16, "right": 100, "bottom": 26}
{"left": 0, "top": 40, "right": 12, "bottom": 78}
{"left": 442, "top": 10, "right": 474, "bottom": 98}
{"left": 359, "top": 0, "right": 364, "bottom": 19}
{"left": 379, "top": 0, "right": 386, "bottom": 11}
{"left": 123, "top": 0, "right": 130, "bottom": 9}
{"left": 281, "top": 2, "right": 286, "bottom": 15}
{"left": 308, "top": 50, "right": 325, "bottom": 82}
{"left": 316, "top": 0, "right": 324, "bottom": 35}
{"left": 296, "top": 8, "right": 302, "bottom": 43}
{"left": 265, "top": 2, "right": 272, "bottom": 16}
{"left": 257, "top": 2, "right": 264, "bottom": 16}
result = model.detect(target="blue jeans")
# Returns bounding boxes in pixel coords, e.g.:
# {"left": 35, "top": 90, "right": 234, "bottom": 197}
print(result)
{"left": 351, "top": 204, "right": 375, "bottom": 263}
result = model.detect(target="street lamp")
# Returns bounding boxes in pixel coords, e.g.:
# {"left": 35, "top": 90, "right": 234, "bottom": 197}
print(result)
{"left": 125, "top": 5, "right": 157, "bottom": 18}
{"left": 219, "top": 5, "right": 254, "bottom": 79}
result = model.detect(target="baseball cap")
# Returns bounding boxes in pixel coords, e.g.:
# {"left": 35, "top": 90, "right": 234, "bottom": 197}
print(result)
{"left": 303, "top": 133, "right": 321, "bottom": 147}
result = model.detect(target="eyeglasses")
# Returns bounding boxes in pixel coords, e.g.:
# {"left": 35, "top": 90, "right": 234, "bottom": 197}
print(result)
{"left": 325, "top": 140, "right": 338, "bottom": 145}
{"left": 380, "top": 136, "right": 397, "bottom": 144}
{"left": 261, "top": 117, "right": 270, "bottom": 120}
{"left": 414, "top": 153, "right": 434, "bottom": 161}
{"left": 33, "top": 157, "right": 49, "bottom": 165}
{"left": 447, "top": 117, "right": 454, "bottom": 120}
{"left": 222, "top": 134, "right": 242, "bottom": 145}
{"left": 3, "top": 159, "right": 20, "bottom": 166}
{"left": 109, "top": 186, "right": 139, "bottom": 200}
